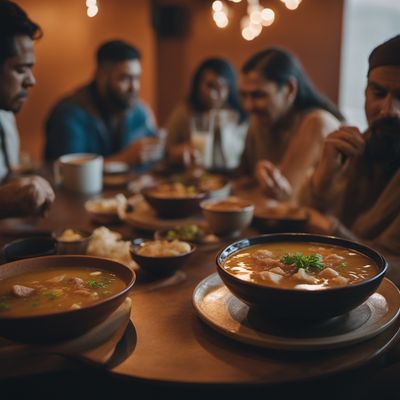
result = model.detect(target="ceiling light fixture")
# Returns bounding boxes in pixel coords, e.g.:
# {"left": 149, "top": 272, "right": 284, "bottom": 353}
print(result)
{"left": 211, "top": 0, "right": 302, "bottom": 40}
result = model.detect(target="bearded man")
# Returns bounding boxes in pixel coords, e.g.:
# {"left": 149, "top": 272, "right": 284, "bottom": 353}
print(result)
{"left": 302, "top": 35, "right": 400, "bottom": 256}
{"left": 44, "top": 40, "right": 163, "bottom": 169}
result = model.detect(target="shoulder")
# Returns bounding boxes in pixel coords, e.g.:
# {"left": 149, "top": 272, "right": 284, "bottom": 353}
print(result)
{"left": 47, "top": 85, "right": 91, "bottom": 120}
{"left": 298, "top": 109, "right": 341, "bottom": 138}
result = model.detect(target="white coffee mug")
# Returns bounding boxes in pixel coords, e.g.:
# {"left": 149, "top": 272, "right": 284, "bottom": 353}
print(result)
{"left": 54, "top": 153, "right": 103, "bottom": 194}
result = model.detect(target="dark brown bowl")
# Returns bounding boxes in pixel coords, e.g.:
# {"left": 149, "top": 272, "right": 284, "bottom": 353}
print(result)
{"left": 216, "top": 233, "right": 387, "bottom": 321}
{"left": 0, "top": 255, "right": 135, "bottom": 343}
{"left": 130, "top": 238, "right": 195, "bottom": 277}
{"left": 2, "top": 236, "right": 57, "bottom": 262}
{"left": 53, "top": 229, "right": 92, "bottom": 255}
{"left": 142, "top": 186, "right": 207, "bottom": 219}
{"left": 252, "top": 205, "right": 309, "bottom": 233}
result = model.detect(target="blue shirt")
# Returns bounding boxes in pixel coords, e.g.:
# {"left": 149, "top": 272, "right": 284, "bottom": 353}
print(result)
{"left": 44, "top": 82, "right": 156, "bottom": 164}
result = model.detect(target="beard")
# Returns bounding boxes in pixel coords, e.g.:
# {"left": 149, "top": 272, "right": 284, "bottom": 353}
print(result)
{"left": 366, "top": 117, "right": 400, "bottom": 171}
{"left": 105, "top": 84, "right": 136, "bottom": 111}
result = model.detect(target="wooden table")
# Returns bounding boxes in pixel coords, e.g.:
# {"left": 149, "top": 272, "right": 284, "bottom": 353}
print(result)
{"left": 1, "top": 182, "right": 400, "bottom": 398}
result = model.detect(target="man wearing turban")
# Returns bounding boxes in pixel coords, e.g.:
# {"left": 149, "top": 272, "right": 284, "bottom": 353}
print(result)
{"left": 301, "top": 35, "right": 400, "bottom": 257}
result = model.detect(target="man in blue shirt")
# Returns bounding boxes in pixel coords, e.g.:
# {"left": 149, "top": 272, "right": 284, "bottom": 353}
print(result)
{"left": 44, "top": 40, "right": 163, "bottom": 170}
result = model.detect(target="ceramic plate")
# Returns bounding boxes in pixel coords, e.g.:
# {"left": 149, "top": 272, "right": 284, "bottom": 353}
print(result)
{"left": 193, "top": 273, "right": 400, "bottom": 351}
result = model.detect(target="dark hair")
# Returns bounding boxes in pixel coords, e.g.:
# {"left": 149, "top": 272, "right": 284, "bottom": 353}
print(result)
{"left": 96, "top": 40, "right": 141, "bottom": 65}
{"left": 0, "top": 0, "right": 42, "bottom": 67}
{"left": 242, "top": 48, "right": 344, "bottom": 121}
{"left": 188, "top": 57, "right": 246, "bottom": 122}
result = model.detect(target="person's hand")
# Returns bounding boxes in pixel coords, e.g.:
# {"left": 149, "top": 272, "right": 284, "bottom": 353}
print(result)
{"left": 167, "top": 143, "right": 202, "bottom": 167}
{"left": 0, "top": 176, "right": 55, "bottom": 218}
{"left": 255, "top": 160, "right": 292, "bottom": 201}
{"left": 127, "top": 137, "right": 164, "bottom": 165}
{"left": 312, "top": 126, "right": 365, "bottom": 195}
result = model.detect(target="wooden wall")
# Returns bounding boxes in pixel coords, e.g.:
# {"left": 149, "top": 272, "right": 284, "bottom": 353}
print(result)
{"left": 13, "top": 0, "right": 344, "bottom": 160}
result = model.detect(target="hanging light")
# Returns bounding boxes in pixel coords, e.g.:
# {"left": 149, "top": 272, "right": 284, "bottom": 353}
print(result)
{"left": 86, "top": 0, "right": 99, "bottom": 18}
{"left": 212, "top": 0, "right": 301, "bottom": 40}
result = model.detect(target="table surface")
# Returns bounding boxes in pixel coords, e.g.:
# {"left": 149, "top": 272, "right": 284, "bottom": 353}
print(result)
{"left": 2, "top": 180, "right": 400, "bottom": 387}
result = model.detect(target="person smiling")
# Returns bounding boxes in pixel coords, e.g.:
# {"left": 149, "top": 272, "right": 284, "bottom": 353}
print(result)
{"left": 238, "top": 48, "right": 344, "bottom": 201}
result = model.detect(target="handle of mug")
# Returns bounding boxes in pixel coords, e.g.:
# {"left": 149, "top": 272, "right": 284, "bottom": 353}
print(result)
{"left": 53, "top": 159, "right": 62, "bottom": 186}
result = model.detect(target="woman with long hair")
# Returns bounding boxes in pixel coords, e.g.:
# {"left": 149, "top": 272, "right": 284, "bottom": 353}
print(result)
{"left": 239, "top": 47, "right": 344, "bottom": 201}
{"left": 165, "top": 57, "right": 247, "bottom": 172}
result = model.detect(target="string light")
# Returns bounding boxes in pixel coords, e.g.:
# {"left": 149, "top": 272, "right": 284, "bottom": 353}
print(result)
{"left": 212, "top": 0, "right": 229, "bottom": 29}
{"left": 212, "top": 0, "right": 301, "bottom": 40}
{"left": 86, "top": 0, "right": 98, "bottom": 18}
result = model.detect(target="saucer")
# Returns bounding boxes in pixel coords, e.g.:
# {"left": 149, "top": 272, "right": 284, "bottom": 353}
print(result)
{"left": 193, "top": 273, "right": 400, "bottom": 351}
{"left": 0, "top": 297, "right": 132, "bottom": 377}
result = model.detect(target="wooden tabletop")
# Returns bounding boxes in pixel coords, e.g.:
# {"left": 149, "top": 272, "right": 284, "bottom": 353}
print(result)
{"left": 1, "top": 181, "right": 400, "bottom": 387}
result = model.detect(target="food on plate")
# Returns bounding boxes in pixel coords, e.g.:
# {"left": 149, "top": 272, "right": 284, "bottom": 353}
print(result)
{"left": 136, "top": 239, "right": 191, "bottom": 257}
{"left": 222, "top": 242, "right": 379, "bottom": 289}
{"left": 57, "top": 229, "right": 84, "bottom": 242}
{"left": 0, "top": 268, "right": 125, "bottom": 316}
{"left": 87, "top": 227, "right": 133, "bottom": 268}
{"left": 85, "top": 193, "right": 127, "bottom": 214}
{"left": 165, "top": 224, "right": 202, "bottom": 242}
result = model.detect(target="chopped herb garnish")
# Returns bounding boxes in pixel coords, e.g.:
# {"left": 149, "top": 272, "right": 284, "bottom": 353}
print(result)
{"left": 281, "top": 252, "right": 325, "bottom": 272}
{"left": 87, "top": 278, "right": 111, "bottom": 289}
{"left": 0, "top": 302, "right": 10, "bottom": 311}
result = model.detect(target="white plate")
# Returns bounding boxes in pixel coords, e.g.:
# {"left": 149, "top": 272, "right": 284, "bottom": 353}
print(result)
{"left": 193, "top": 273, "right": 400, "bottom": 351}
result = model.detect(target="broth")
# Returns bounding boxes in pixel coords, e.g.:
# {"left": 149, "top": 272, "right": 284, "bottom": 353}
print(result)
{"left": 0, "top": 267, "right": 126, "bottom": 317}
{"left": 222, "top": 242, "right": 379, "bottom": 289}
{"left": 205, "top": 198, "right": 251, "bottom": 212}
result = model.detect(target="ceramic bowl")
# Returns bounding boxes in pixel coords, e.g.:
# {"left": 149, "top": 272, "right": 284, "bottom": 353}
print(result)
{"left": 216, "top": 233, "right": 388, "bottom": 321}
{"left": 252, "top": 204, "right": 309, "bottom": 233}
{"left": 200, "top": 197, "right": 254, "bottom": 237}
{"left": 53, "top": 229, "right": 92, "bottom": 255}
{"left": 142, "top": 185, "right": 207, "bottom": 218}
{"left": 130, "top": 238, "right": 195, "bottom": 277}
{"left": 0, "top": 255, "right": 135, "bottom": 343}
{"left": 2, "top": 236, "right": 57, "bottom": 262}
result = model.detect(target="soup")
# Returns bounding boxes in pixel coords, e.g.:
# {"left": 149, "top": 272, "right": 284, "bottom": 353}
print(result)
{"left": 222, "top": 242, "right": 379, "bottom": 290}
{"left": 0, "top": 267, "right": 126, "bottom": 317}
{"left": 149, "top": 182, "right": 200, "bottom": 198}
{"left": 204, "top": 197, "right": 251, "bottom": 212}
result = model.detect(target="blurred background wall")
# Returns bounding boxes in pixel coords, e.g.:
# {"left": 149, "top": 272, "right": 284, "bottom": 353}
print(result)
{"left": 14, "top": 0, "right": 344, "bottom": 161}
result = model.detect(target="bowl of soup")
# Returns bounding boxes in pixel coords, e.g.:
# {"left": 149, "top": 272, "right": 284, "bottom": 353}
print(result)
{"left": 0, "top": 255, "right": 135, "bottom": 343}
{"left": 201, "top": 197, "right": 254, "bottom": 237}
{"left": 142, "top": 182, "right": 207, "bottom": 218}
{"left": 130, "top": 238, "right": 195, "bottom": 277}
{"left": 216, "top": 233, "right": 387, "bottom": 321}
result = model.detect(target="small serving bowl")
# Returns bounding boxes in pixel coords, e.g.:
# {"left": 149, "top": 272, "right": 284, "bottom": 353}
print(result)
{"left": 216, "top": 233, "right": 388, "bottom": 321}
{"left": 53, "top": 228, "right": 92, "bottom": 255}
{"left": 200, "top": 197, "right": 254, "bottom": 237}
{"left": 142, "top": 185, "right": 207, "bottom": 219}
{"left": 130, "top": 238, "right": 195, "bottom": 277}
{"left": 0, "top": 255, "right": 135, "bottom": 343}
{"left": 2, "top": 236, "right": 57, "bottom": 262}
